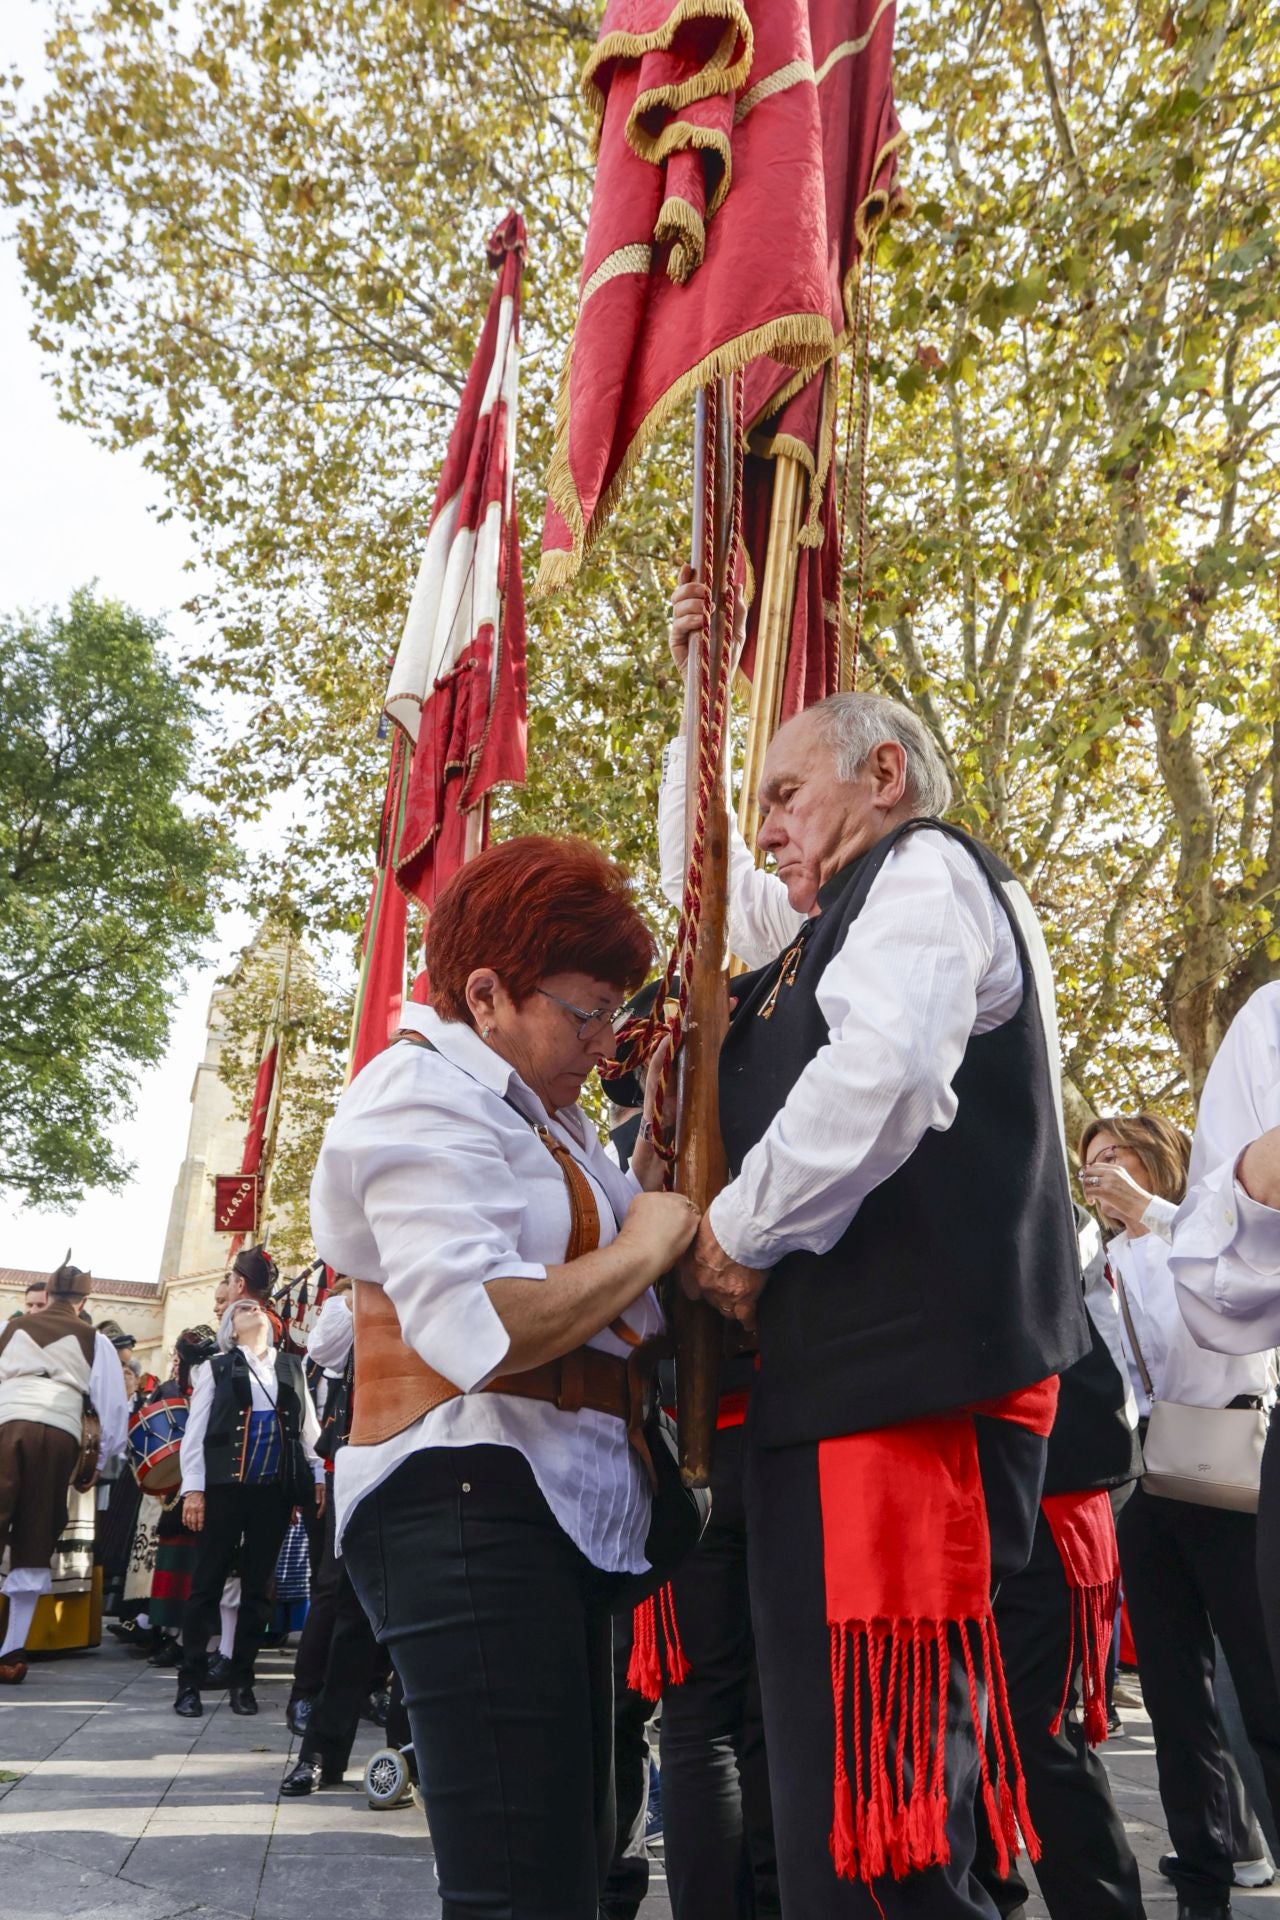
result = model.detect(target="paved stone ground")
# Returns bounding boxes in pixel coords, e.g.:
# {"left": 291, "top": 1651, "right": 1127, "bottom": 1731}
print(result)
{"left": 0, "top": 1641, "right": 1276, "bottom": 1918}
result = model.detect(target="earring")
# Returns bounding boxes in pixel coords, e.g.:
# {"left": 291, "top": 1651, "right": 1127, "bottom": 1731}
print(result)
{"left": 482, "top": 1026, "right": 492, "bottom": 1041}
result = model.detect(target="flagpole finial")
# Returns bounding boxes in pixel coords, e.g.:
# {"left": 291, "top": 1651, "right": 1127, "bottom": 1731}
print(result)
{"left": 487, "top": 209, "right": 527, "bottom": 265}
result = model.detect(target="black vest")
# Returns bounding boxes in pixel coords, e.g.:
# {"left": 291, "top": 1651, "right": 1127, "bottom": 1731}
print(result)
{"left": 202, "top": 1349, "right": 306, "bottom": 1487}
{"left": 720, "top": 819, "right": 1090, "bottom": 1448}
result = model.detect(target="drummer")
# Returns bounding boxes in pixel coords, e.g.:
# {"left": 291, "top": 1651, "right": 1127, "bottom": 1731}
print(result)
{"left": 139, "top": 1328, "right": 218, "bottom": 1669}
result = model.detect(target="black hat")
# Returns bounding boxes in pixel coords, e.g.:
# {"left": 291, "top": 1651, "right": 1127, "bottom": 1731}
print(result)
{"left": 232, "top": 1246, "right": 278, "bottom": 1297}
{"left": 176, "top": 1325, "right": 217, "bottom": 1368}
{"left": 97, "top": 1319, "right": 136, "bottom": 1352}
{"left": 599, "top": 978, "right": 669, "bottom": 1112}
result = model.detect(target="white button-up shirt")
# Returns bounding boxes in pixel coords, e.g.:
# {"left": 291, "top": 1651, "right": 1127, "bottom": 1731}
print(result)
{"left": 1108, "top": 1229, "right": 1273, "bottom": 1418}
{"left": 309, "top": 1005, "right": 663, "bottom": 1574}
{"left": 1171, "top": 982, "right": 1280, "bottom": 1354}
{"left": 179, "top": 1345, "right": 324, "bottom": 1494}
{"left": 658, "top": 737, "right": 1068, "bottom": 1268}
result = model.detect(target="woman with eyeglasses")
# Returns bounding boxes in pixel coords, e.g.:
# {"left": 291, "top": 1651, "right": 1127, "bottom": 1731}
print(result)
{"left": 1081, "top": 1112, "right": 1280, "bottom": 1920}
{"left": 310, "top": 835, "right": 700, "bottom": 1919}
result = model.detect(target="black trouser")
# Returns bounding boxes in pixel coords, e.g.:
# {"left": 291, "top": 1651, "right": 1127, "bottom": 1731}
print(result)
{"left": 343, "top": 1444, "right": 618, "bottom": 1920}
{"left": 601, "top": 1614, "right": 652, "bottom": 1920}
{"left": 290, "top": 1489, "right": 343, "bottom": 1704}
{"left": 179, "top": 1481, "right": 292, "bottom": 1689}
{"left": 299, "top": 1549, "right": 383, "bottom": 1775}
{"left": 1255, "top": 1423, "right": 1280, "bottom": 1729}
{"left": 972, "top": 1509, "right": 1145, "bottom": 1920}
{"left": 745, "top": 1411, "right": 1046, "bottom": 1918}
{"left": 661, "top": 1422, "right": 779, "bottom": 1919}
{"left": 1117, "top": 1480, "right": 1280, "bottom": 1908}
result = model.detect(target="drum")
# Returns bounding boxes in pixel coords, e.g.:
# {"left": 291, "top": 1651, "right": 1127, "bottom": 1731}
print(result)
{"left": 127, "top": 1392, "right": 189, "bottom": 1495}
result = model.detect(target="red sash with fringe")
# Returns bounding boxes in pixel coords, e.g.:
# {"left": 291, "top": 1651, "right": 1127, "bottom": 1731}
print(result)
{"left": 1041, "top": 1489, "right": 1120, "bottom": 1747}
{"left": 821, "top": 1377, "right": 1059, "bottom": 1887}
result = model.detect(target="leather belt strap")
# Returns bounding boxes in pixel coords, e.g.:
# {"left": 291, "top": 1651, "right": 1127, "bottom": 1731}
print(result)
{"left": 350, "top": 1027, "right": 642, "bottom": 1448}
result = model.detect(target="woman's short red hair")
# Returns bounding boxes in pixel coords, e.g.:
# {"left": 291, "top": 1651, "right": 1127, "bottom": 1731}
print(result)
{"left": 426, "top": 835, "right": 656, "bottom": 1024}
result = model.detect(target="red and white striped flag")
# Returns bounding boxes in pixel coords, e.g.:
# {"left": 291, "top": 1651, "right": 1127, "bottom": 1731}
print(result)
{"left": 385, "top": 210, "right": 528, "bottom": 907}
{"left": 227, "top": 963, "right": 286, "bottom": 1255}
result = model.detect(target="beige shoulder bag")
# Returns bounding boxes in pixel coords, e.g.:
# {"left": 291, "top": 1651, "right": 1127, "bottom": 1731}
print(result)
{"left": 1114, "top": 1261, "right": 1268, "bottom": 1513}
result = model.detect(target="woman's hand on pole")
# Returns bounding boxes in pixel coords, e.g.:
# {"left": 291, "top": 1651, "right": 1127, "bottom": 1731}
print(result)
{"left": 616, "top": 1189, "right": 701, "bottom": 1282}
{"left": 629, "top": 1035, "right": 675, "bottom": 1192}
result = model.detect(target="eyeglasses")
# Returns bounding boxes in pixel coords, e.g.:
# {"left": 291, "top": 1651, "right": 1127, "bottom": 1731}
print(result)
{"left": 537, "top": 988, "right": 620, "bottom": 1043}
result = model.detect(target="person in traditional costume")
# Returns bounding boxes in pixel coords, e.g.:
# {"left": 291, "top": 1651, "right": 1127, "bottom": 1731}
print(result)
{"left": 0, "top": 1261, "right": 130, "bottom": 1682}
{"left": 971, "top": 1204, "right": 1145, "bottom": 1919}
{"left": 659, "top": 579, "right": 1091, "bottom": 1917}
{"left": 174, "top": 1296, "right": 324, "bottom": 1719}
{"left": 310, "top": 835, "right": 699, "bottom": 1919}
{"left": 603, "top": 1001, "right": 779, "bottom": 1920}
{"left": 142, "top": 1327, "right": 218, "bottom": 1669}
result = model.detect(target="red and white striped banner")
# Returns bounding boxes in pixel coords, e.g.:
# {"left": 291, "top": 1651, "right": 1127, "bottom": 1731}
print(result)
{"left": 385, "top": 210, "right": 529, "bottom": 908}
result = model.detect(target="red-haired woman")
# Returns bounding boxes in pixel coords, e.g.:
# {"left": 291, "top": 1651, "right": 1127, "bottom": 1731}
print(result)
{"left": 311, "top": 836, "right": 698, "bottom": 1919}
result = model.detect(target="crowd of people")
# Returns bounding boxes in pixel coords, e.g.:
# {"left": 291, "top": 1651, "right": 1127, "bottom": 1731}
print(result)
{"left": 4, "top": 577, "right": 1280, "bottom": 1920}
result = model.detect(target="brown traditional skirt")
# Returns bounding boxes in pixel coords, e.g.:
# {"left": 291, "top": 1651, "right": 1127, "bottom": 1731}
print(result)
{"left": 0, "top": 1420, "right": 80, "bottom": 1570}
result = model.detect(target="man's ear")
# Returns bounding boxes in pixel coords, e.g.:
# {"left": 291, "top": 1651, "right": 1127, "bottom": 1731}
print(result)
{"left": 868, "top": 740, "right": 909, "bottom": 808}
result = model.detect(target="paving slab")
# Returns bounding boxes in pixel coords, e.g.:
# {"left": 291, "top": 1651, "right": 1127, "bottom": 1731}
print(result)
{"left": 13, "top": 1641, "right": 1280, "bottom": 1916}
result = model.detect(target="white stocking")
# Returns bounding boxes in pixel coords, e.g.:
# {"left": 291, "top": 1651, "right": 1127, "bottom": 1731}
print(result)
{"left": 0, "top": 1591, "right": 39, "bottom": 1660}
{"left": 219, "top": 1601, "right": 238, "bottom": 1658}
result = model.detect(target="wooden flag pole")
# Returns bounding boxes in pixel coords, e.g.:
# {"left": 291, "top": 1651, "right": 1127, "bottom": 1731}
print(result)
{"left": 737, "top": 453, "right": 805, "bottom": 858}
{"left": 672, "top": 381, "right": 735, "bottom": 1489}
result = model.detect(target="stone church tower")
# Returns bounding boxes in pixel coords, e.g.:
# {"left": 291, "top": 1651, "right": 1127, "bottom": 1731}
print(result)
{"left": 155, "top": 968, "right": 249, "bottom": 1348}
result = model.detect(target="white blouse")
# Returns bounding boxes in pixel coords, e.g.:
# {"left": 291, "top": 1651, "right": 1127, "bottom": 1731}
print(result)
{"left": 1171, "top": 983, "right": 1280, "bottom": 1353}
{"left": 309, "top": 1005, "right": 663, "bottom": 1574}
{"left": 1107, "top": 1228, "right": 1273, "bottom": 1419}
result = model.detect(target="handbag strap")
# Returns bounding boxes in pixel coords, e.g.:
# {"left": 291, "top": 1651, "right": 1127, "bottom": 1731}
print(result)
{"left": 1110, "top": 1254, "right": 1155, "bottom": 1402}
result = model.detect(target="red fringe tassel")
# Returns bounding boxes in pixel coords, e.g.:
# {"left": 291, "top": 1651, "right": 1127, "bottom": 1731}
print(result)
{"left": 627, "top": 1583, "right": 690, "bottom": 1703}
{"left": 1050, "top": 1577, "right": 1119, "bottom": 1748}
{"left": 829, "top": 1614, "right": 1040, "bottom": 1887}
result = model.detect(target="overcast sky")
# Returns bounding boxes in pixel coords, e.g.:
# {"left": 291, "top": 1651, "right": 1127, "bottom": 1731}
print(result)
{"left": 2, "top": 2, "right": 257, "bottom": 1282}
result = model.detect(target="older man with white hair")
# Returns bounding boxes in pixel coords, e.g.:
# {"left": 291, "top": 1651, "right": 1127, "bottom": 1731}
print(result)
{"left": 658, "top": 574, "right": 1090, "bottom": 1919}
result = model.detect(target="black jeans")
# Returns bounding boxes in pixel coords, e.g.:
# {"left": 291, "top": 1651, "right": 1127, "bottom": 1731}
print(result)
{"left": 179, "top": 1481, "right": 292, "bottom": 1689}
{"left": 744, "top": 1412, "right": 1046, "bottom": 1918}
{"left": 343, "top": 1444, "right": 618, "bottom": 1920}
{"left": 300, "top": 1544, "right": 383, "bottom": 1774}
{"left": 1117, "top": 1480, "right": 1280, "bottom": 1907}
{"left": 972, "top": 1510, "right": 1145, "bottom": 1920}
{"left": 1255, "top": 1422, "right": 1280, "bottom": 1723}
{"left": 661, "top": 1423, "right": 779, "bottom": 1919}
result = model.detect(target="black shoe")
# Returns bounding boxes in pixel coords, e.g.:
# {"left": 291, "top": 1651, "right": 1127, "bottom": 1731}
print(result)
{"left": 148, "top": 1637, "right": 181, "bottom": 1669}
{"left": 280, "top": 1757, "right": 344, "bottom": 1796}
{"left": 1175, "top": 1901, "right": 1231, "bottom": 1919}
{"left": 205, "top": 1654, "right": 233, "bottom": 1687}
{"left": 228, "top": 1685, "right": 258, "bottom": 1716}
{"left": 109, "top": 1620, "right": 155, "bottom": 1651}
{"left": 173, "top": 1688, "right": 203, "bottom": 1719}
{"left": 286, "top": 1697, "right": 313, "bottom": 1737}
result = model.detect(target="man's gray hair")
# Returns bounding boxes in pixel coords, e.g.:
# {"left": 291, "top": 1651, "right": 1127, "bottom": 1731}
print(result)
{"left": 807, "top": 692, "right": 953, "bottom": 816}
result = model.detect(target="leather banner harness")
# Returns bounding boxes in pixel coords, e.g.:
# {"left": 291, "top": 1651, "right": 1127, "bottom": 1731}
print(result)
{"left": 349, "top": 1033, "right": 659, "bottom": 1473}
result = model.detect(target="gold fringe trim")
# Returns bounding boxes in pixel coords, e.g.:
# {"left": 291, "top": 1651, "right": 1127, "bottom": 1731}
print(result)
{"left": 535, "top": 309, "right": 835, "bottom": 598}
{"left": 634, "top": 120, "right": 733, "bottom": 220}
{"left": 582, "top": 1, "right": 753, "bottom": 152}
{"left": 583, "top": 241, "right": 655, "bottom": 305}
{"left": 656, "top": 193, "right": 707, "bottom": 283}
{"left": 734, "top": 0, "right": 897, "bottom": 128}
